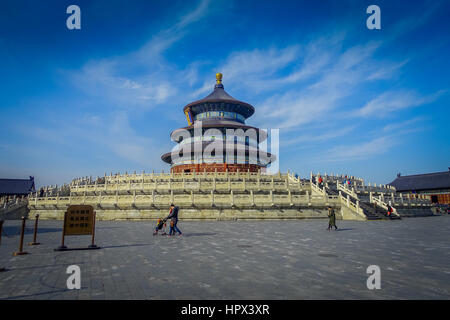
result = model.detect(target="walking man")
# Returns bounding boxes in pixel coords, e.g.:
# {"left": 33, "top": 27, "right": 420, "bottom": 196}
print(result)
{"left": 327, "top": 206, "right": 338, "bottom": 230}
{"left": 167, "top": 204, "right": 182, "bottom": 236}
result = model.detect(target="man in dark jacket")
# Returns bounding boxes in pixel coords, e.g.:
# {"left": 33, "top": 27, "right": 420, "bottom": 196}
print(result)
{"left": 167, "top": 204, "right": 182, "bottom": 236}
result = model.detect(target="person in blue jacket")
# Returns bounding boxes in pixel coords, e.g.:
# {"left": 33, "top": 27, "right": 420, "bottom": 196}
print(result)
{"left": 167, "top": 204, "right": 182, "bottom": 236}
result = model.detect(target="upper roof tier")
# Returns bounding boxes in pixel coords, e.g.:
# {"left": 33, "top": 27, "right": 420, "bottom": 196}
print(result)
{"left": 183, "top": 73, "right": 255, "bottom": 120}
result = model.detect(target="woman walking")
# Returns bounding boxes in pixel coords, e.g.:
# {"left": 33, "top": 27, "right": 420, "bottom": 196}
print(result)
{"left": 327, "top": 206, "right": 338, "bottom": 230}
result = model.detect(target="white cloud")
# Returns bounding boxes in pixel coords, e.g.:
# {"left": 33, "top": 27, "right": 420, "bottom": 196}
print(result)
{"left": 381, "top": 117, "right": 425, "bottom": 133}
{"left": 357, "top": 90, "right": 444, "bottom": 118}
{"left": 281, "top": 126, "right": 357, "bottom": 147}
{"left": 321, "top": 136, "right": 398, "bottom": 162}
{"left": 191, "top": 45, "right": 302, "bottom": 98}
{"left": 366, "top": 60, "right": 409, "bottom": 81}
{"left": 246, "top": 39, "right": 386, "bottom": 131}
{"left": 68, "top": 0, "right": 212, "bottom": 109}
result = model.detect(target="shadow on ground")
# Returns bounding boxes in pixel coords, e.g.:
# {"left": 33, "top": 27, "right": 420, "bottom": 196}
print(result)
{"left": 1, "top": 226, "right": 62, "bottom": 236}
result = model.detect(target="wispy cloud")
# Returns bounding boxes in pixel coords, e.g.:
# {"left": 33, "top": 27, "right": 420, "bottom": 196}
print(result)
{"left": 68, "top": 0, "right": 212, "bottom": 109}
{"left": 380, "top": 117, "right": 426, "bottom": 133}
{"left": 320, "top": 136, "right": 398, "bottom": 162}
{"left": 249, "top": 39, "right": 385, "bottom": 130}
{"left": 24, "top": 112, "right": 165, "bottom": 168}
{"left": 357, "top": 90, "right": 445, "bottom": 118}
{"left": 315, "top": 117, "right": 431, "bottom": 163}
{"left": 281, "top": 126, "right": 357, "bottom": 147}
{"left": 191, "top": 45, "right": 302, "bottom": 98}
{"left": 90, "top": 112, "right": 165, "bottom": 167}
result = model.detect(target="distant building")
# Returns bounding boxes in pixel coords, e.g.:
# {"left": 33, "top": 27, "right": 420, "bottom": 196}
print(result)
{"left": 161, "top": 73, "right": 275, "bottom": 173}
{"left": 389, "top": 169, "right": 450, "bottom": 204}
{"left": 0, "top": 176, "right": 36, "bottom": 197}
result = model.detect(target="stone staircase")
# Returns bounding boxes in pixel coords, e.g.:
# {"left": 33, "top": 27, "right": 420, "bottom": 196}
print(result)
{"left": 316, "top": 172, "right": 433, "bottom": 220}
{"left": 0, "top": 199, "right": 29, "bottom": 220}
{"left": 324, "top": 184, "right": 386, "bottom": 220}
{"left": 358, "top": 201, "right": 397, "bottom": 220}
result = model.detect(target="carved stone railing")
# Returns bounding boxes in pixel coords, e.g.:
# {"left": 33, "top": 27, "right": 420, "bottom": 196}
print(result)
{"left": 370, "top": 192, "right": 431, "bottom": 208}
{"left": 337, "top": 182, "right": 359, "bottom": 199}
{"left": 338, "top": 193, "right": 367, "bottom": 219}
{"left": 41, "top": 171, "right": 302, "bottom": 197}
{"left": 67, "top": 178, "right": 307, "bottom": 195}
{"left": 1, "top": 197, "right": 28, "bottom": 211}
{"left": 369, "top": 194, "right": 400, "bottom": 217}
{"left": 28, "top": 191, "right": 340, "bottom": 210}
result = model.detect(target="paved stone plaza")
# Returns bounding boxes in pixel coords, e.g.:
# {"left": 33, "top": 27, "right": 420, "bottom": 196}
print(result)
{"left": 0, "top": 216, "right": 449, "bottom": 300}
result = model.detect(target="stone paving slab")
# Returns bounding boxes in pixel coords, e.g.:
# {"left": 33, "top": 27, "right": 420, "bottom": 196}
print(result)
{"left": 0, "top": 216, "right": 449, "bottom": 299}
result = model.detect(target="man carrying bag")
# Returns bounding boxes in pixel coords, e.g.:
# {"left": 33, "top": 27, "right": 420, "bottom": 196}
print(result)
{"left": 166, "top": 204, "right": 182, "bottom": 236}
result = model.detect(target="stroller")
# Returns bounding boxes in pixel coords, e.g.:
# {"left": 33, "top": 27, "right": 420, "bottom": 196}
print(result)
{"left": 153, "top": 218, "right": 168, "bottom": 236}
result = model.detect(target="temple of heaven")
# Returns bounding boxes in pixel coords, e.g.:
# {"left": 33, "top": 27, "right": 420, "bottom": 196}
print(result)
{"left": 161, "top": 73, "right": 275, "bottom": 173}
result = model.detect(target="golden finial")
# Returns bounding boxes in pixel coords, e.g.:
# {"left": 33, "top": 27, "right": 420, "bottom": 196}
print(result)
{"left": 216, "top": 72, "right": 223, "bottom": 84}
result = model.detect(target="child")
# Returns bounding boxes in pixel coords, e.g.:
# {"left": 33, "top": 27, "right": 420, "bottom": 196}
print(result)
{"left": 153, "top": 218, "right": 167, "bottom": 236}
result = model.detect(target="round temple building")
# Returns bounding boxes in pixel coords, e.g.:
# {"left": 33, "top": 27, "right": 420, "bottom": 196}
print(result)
{"left": 161, "top": 73, "right": 275, "bottom": 173}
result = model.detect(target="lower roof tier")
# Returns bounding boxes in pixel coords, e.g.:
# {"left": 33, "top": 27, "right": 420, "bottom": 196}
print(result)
{"left": 170, "top": 121, "right": 269, "bottom": 143}
{"left": 170, "top": 163, "right": 263, "bottom": 173}
{"left": 161, "top": 141, "right": 276, "bottom": 167}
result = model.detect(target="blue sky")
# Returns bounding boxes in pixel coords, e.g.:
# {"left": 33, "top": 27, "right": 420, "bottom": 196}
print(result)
{"left": 0, "top": 0, "right": 449, "bottom": 187}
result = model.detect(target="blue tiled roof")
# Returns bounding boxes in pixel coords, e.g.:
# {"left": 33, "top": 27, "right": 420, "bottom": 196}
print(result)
{"left": 202, "top": 84, "right": 238, "bottom": 101}
{"left": 389, "top": 170, "right": 450, "bottom": 192}
{"left": 183, "top": 82, "right": 255, "bottom": 119}
{"left": 0, "top": 177, "right": 35, "bottom": 195}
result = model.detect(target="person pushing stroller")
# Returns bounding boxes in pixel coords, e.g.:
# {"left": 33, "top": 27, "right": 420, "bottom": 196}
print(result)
{"left": 166, "top": 204, "right": 182, "bottom": 236}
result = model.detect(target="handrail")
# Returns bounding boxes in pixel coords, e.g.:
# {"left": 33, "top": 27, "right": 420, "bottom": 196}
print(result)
{"left": 310, "top": 180, "right": 326, "bottom": 196}
{"left": 337, "top": 183, "right": 359, "bottom": 199}
{"left": 338, "top": 193, "right": 366, "bottom": 219}
{"left": 370, "top": 195, "right": 400, "bottom": 217}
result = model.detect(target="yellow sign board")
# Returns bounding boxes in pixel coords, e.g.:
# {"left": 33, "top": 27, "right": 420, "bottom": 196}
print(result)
{"left": 55, "top": 204, "right": 99, "bottom": 251}
{"left": 64, "top": 205, "right": 95, "bottom": 236}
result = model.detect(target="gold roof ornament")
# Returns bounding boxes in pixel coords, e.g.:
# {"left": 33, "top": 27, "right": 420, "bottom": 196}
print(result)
{"left": 216, "top": 72, "right": 223, "bottom": 84}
